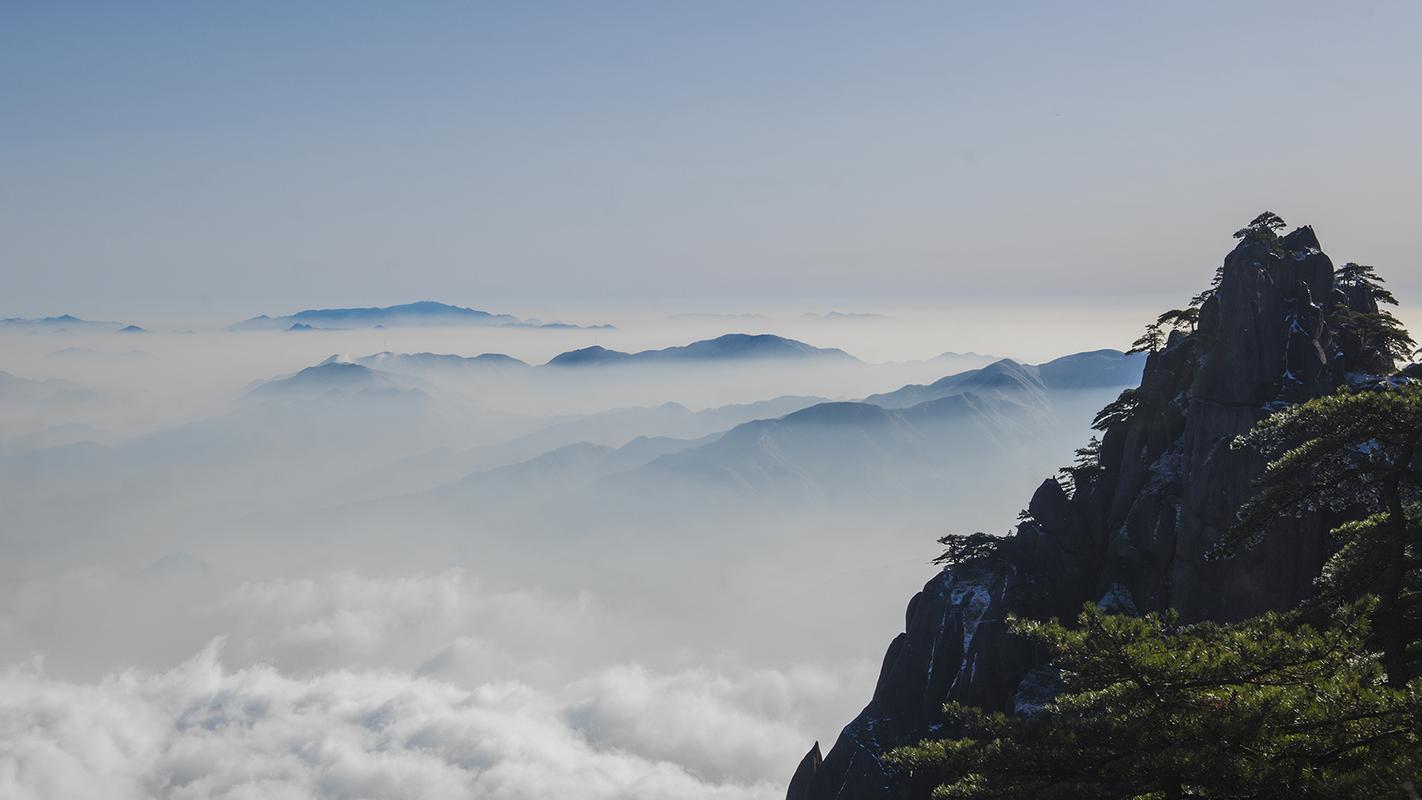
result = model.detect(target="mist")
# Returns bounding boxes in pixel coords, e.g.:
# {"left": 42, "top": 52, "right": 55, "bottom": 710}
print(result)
{"left": 0, "top": 304, "right": 1157, "bottom": 799}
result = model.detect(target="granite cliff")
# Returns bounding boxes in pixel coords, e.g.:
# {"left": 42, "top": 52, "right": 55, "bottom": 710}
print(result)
{"left": 790, "top": 222, "right": 1404, "bottom": 799}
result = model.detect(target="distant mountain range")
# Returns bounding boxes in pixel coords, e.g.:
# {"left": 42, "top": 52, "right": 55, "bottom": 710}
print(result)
{"left": 598, "top": 352, "right": 1143, "bottom": 504}
{"left": 0, "top": 314, "right": 131, "bottom": 333}
{"left": 929, "top": 351, "right": 996, "bottom": 363}
{"left": 435, "top": 435, "right": 713, "bottom": 502}
{"left": 420, "top": 348, "right": 1143, "bottom": 508}
{"left": 284, "top": 342, "right": 1098, "bottom": 421}
{"left": 304, "top": 334, "right": 860, "bottom": 379}
{"left": 863, "top": 349, "right": 1146, "bottom": 409}
{"left": 343, "top": 351, "right": 530, "bottom": 374}
{"left": 331, "top": 394, "right": 828, "bottom": 500}
{"left": 801, "top": 311, "right": 887, "bottom": 320}
{"left": 606, "top": 392, "right": 1045, "bottom": 504}
{"left": 0, "top": 359, "right": 530, "bottom": 515}
{"left": 545, "top": 334, "right": 858, "bottom": 367}
{"left": 246, "top": 361, "right": 424, "bottom": 400}
{"left": 230, "top": 301, "right": 609, "bottom": 331}
{"left": 0, "top": 343, "right": 1147, "bottom": 562}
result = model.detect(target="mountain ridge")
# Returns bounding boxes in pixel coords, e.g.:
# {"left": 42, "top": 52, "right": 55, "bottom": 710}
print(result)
{"left": 788, "top": 222, "right": 1408, "bottom": 800}
{"left": 606, "top": 348, "right": 1143, "bottom": 506}
{"left": 864, "top": 350, "right": 1145, "bottom": 410}
{"left": 544, "top": 333, "right": 859, "bottom": 367}
{"left": 1, "top": 314, "right": 131, "bottom": 332}
{"left": 231, "top": 301, "right": 606, "bottom": 331}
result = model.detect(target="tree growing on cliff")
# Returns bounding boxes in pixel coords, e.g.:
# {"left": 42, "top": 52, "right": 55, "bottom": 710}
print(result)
{"left": 1189, "top": 265, "right": 1226, "bottom": 308}
{"left": 1328, "top": 262, "right": 1414, "bottom": 366}
{"left": 1056, "top": 436, "right": 1103, "bottom": 495}
{"left": 1091, "top": 388, "right": 1141, "bottom": 431}
{"left": 1126, "top": 322, "right": 1165, "bottom": 355}
{"left": 1234, "top": 210, "right": 1287, "bottom": 242}
{"left": 1157, "top": 306, "right": 1200, "bottom": 333}
{"left": 932, "top": 531, "right": 1006, "bottom": 568}
{"left": 1331, "top": 307, "right": 1418, "bottom": 364}
{"left": 1220, "top": 383, "right": 1422, "bottom": 686}
{"left": 1336, "top": 262, "right": 1399, "bottom": 306}
{"left": 889, "top": 601, "right": 1422, "bottom": 799}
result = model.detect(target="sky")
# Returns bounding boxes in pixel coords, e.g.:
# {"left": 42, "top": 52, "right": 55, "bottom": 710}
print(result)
{"left": 3, "top": 1, "right": 1421, "bottom": 317}
{"left": 2, "top": 9, "right": 1420, "bottom": 796}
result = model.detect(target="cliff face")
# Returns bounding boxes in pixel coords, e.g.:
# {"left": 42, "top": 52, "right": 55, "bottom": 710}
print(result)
{"left": 793, "top": 225, "right": 1396, "bottom": 800}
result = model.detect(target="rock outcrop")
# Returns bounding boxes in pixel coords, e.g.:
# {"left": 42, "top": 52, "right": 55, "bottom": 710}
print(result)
{"left": 785, "top": 742, "right": 822, "bottom": 800}
{"left": 791, "top": 224, "right": 1400, "bottom": 799}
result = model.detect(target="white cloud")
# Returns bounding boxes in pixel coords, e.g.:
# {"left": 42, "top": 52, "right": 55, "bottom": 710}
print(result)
{"left": 0, "top": 642, "right": 782, "bottom": 800}
{"left": 563, "top": 663, "right": 857, "bottom": 783}
{"left": 0, "top": 571, "right": 873, "bottom": 799}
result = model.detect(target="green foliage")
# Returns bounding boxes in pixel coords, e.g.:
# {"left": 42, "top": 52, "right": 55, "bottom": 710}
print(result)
{"left": 1326, "top": 258, "right": 1413, "bottom": 366}
{"left": 1316, "top": 509, "right": 1422, "bottom": 640}
{"left": 1226, "top": 385, "right": 1422, "bottom": 546}
{"left": 1091, "top": 388, "right": 1141, "bottom": 432}
{"left": 933, "top": 531, "right": 1006, "bottom": 568}
{"left": 1126, "top": 322, "right": 1165, "bottom": 355}
{"left": 1189, "top": 265, "right": 1225, "bottom": 308}
{"left": 1190, "top": 212, "right": 1286, "bottom": 309}
{"left": 889, "top": 602, "right": 1422, "bottom": 799}
{"left": 1225, "top": 384, "right": 1422, "bottom": 686}
{"left": 1057, "top": 436, "right": 1103, "bottom": 495}
{"left": 1157, "top": 307, "right": 1200, "bottom": 332}
{"left": 1234, "top": 211, "right": 1287, "bottom": 242}
{"left": 1331, "top": 307, "right": 1417, "bottom": 364}
{"left": 1336, "top": 262, "right": 1399, "bottom": 307}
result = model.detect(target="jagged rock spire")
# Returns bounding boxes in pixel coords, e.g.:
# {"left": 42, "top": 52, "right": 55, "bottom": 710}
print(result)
{"left": 792, "top": 221, "right": 1409, "bottom": 800}
{"left": 785, "top": 741, "right": 822, "bottom": 800}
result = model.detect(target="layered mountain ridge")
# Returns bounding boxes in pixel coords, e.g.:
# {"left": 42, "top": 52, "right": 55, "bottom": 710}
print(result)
{"left": 230, "top": 300, "right": 606, "bottom": 331}
{"left": 789, "top": 224, "right": 1406, "bottom": 799}
{"left": 0, "top": 314, "right": 132, "bottom": 333}
{"left": 545, "top": 333, "right": 858, "bottom": 367}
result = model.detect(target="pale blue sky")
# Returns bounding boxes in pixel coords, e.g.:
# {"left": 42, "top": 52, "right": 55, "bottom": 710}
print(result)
{"left": 3, "top": 1, "right": 1420, "bottom": 316}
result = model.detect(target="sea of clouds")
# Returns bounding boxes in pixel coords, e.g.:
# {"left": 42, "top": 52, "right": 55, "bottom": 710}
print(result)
{"left": 2, "top": 570, "right": 874, "bottom": 800}
{"left": 0, "top": 311, "right": 1138, "bottom": 798}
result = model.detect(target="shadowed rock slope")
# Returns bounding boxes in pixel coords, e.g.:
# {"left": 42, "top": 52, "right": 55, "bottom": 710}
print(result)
{"left": 790, "top": 223, "right": 1405, "bottom": 799}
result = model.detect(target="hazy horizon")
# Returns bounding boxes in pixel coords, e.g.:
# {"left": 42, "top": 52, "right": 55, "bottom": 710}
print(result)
{"left": 1, "top": 308, "right": 1140, "bottom": 798}
{"left": 4, "top": 4, "right": 1421, "bottom": 799}
{"left": 6, "top": 2, "right": 1422, "bottom": 315}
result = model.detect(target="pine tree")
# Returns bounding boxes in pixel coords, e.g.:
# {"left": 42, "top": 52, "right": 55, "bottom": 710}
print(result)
{"left": 1336, "top": 262, "right": 1400, "bottom": 307}
{"left": 1091, "top": 388, "right": 1141, "bottom": 431}
{"left": 1056, "top": 436, "right": 1103, "bottom": 495}
{"left": 1331, "top": 307, "right": 1417, "bottom": 364}
{"left": 1157, "top": 307, "right": 1200, "bottom": 332}
{"left": 933, "top": 531, "right": 1006, "bottom": 568}
{"left": 1189, "top": 265, "right": 1225, "bottom": 308}
{"left": 1329, "top": 262, "right": 1414, "bottom": 367}
{"left": 1126, "top": 322, "right": 1165, "bottom": 355}
{"left": 889, "top": 602, "right": 1422, "bottom": 799}
{"left": 1221, "top": 384, "right": 1422, "bottom": 686}
{"left": 1233, "top": 211, "right": 1287, "bottom": 243}
{"left": 1188, "top": 212, "right": 1285, "bottom": 308}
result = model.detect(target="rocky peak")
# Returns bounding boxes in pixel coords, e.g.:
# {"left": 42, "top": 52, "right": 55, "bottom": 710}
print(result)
{"left": 790, "top": 222, "right": 1406, "bottom": 800}
{"left": 785, "top": 742, "right": 822, "bottom": 800}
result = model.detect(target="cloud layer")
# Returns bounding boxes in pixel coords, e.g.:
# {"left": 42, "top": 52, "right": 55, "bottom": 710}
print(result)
{"left": 0, "top": 641, "right": 782, "bottom": 800}
{"left": 0, "top": 572, "right": 872, "bottom": 799}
